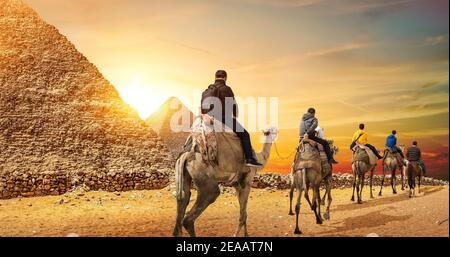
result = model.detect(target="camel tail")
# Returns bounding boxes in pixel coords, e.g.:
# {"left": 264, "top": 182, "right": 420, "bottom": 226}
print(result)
{"left": 175, "top": 152, "right": 189, "bottom": 201}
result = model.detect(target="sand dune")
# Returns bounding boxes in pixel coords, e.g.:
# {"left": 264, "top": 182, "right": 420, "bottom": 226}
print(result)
{"left": 0, "top": 185, "right": 447, "bottom": 237}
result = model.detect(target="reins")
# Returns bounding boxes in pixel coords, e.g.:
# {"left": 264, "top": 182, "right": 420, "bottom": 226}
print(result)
{"left": 273, "top": 139, "right": 303, "bottom": 160}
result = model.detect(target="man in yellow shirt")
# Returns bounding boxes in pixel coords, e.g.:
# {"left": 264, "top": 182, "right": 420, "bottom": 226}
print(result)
{"left": 351, "top": 123, "right": 383, "bottom": 159}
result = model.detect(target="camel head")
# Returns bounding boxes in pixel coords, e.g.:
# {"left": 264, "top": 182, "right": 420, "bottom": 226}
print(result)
{"left": 261, "top": 126, "right": 278, "bottom": 143}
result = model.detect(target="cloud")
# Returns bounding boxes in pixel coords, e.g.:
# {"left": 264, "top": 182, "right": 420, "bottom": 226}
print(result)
{"left": 340, "top": 0, "right": 416, "bottom": 14}
{"left": 421, "top": 81, "right": 440, "bottom": 88}
{"left": 425, "top": 34, "right": 449, "bottom": 46}
{"left": 305, "top": 42, "right": 368, "bottom": 58}
{"left": 240, "top": 0, "right": 323, "bottom": 8}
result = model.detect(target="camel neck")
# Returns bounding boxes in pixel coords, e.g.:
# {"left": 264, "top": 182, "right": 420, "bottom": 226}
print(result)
{"left": 260, "top": 142, "right": 272, "bottom": 163}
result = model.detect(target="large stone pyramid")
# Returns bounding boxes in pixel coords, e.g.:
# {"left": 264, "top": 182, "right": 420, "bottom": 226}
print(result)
{"left": 146, "top": 97, "right": 194, "bottom": 157}
{"left": 0, "top": 0, "right": 173, "bottom": 198}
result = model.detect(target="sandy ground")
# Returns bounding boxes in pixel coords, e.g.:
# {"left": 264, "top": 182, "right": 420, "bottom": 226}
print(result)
{"left": 0, "top": 185, "right": 448, "bottom": 237}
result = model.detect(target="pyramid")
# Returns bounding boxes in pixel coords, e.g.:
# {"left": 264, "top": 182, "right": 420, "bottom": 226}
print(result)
{"left": 0, "top": 0, "right": 173, "bottom": 198}
{"left": 146, "top": 97, "right": 194, "bottom": 157}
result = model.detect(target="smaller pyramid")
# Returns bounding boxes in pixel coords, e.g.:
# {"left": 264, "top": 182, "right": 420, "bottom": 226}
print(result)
{"left": 146, "top": 97, "right": 194, "bottom": 157}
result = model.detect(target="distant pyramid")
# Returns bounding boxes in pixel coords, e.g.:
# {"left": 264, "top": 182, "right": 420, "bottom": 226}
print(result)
{"left": 146, "top": 97, "right": 194, "bottom": 157}
{"left": 0, "top": 0, "right": 173, "bottom": 197}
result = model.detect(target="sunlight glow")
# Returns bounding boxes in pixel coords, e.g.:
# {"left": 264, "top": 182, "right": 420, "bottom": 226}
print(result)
{"left": 116, "top": 76, "right": 168, "bottom": 120}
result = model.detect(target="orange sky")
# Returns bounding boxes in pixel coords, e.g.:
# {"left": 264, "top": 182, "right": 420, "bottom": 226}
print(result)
{"left": 26, "top": 0, "right": 449, "bottom": 178}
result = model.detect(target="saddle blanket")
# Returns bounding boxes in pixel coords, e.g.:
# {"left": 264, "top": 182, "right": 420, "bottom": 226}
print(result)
{"left": 353, "top": 144, "right": 377, "bottom": 165}
{"left": 190, "top": 115, "right": 218, "bottom": 166}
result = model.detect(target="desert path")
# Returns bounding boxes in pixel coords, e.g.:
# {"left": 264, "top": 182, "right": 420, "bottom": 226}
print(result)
{"left": 0, "top": 185, "right": 448, "bottom": 237}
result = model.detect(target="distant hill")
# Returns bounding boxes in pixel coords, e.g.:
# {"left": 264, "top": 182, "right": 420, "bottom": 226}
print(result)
{"left": 146, "top": 97, "right": 194, "bottom": 157}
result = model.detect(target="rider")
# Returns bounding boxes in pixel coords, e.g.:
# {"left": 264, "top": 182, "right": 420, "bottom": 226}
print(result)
{"left": 201, "top": 70, "right": 262, "bottom": 167}
{"left": 351, "top": 123, "right": 383, "bottom": 159}
{"left": 384, "top": 130, "right": 405, "bottom": 161}
{"left": 406, "top": 141, "right": 427, "bottom": 175}
{"left": 299, "top": 108, "right": 338, "bottom": 164}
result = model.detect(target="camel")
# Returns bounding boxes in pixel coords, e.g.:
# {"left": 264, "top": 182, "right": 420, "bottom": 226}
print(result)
{"left": 172, "top": 126, "right": 278, "bottom": 237}
{"left": 288, "top": 140, "right": 337, "bottom": 220}
{"left": 351, "top": 146, "right": 376, "bottom": 204}
{"left": 406, "top": 161, "right": 423, "bottom": 198}
{"left": 379, "top": 146, "right": 405, "bottom": 196}
{"left": 290, "top": 139, "right": 327, "bottom": 235}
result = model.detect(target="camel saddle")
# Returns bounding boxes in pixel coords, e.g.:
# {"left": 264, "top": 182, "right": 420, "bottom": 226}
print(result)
{"left": 352, "top": 144, "right": 377, "bottom": 165}
{"left": 384, "top": 147, "right": 405, "bottom": 166}
{"left": 189, "top": 115, "right": 219, "bottom": 166}
{"left": 293, "top": 140, "right": 323, "bottom": 174}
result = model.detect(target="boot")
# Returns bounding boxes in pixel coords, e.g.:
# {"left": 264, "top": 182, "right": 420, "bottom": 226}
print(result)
{"left": 329, "top": 157, "right": 338, "bottom": 164}
{"left": 245, "top": 157, "right": 263, "bottom": 167}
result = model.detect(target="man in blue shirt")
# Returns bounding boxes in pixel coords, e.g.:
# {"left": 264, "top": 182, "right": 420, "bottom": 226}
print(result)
{"left": 385, "top": 130, "right": 405, "bottom": 159}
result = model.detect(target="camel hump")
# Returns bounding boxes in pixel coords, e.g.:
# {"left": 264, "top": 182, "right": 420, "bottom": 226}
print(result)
{"left": 189, "top": 116, "right": 244, "bottom": 167}
{"left": 352, "top": 144, "right": 377, "bottom": 165}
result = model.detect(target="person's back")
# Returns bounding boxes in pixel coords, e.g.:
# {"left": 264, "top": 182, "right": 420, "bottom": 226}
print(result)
{"left": 352, "top": 128, "right": 368, "bottom": 146}
{"left": 385, "top": 134, "right": 397, "bottom": 149}
{"left": 406, "top": 141, "right": 426, "bottom": 175}
{"left": 406, "top": 145, "right": 421, "bottom": 162}
{"left": 200, "top": 70, "right": 262, "bottom": 169}
{"left": 201, "top": 78, "right": 237, "bottom": 125}
{"left": 351, "top": 123, "right": 382, "bottom": 160}
{"left": 299, "top": 108, "right": 337, "bottom": 164}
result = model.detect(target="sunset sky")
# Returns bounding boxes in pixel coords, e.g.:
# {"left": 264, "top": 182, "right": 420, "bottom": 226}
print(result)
{"left": 26, "top": 0, "right": 449, "bottom": 178}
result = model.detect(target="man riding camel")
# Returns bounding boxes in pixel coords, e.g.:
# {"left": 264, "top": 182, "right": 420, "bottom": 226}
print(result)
{"left": 384, "top": 130, "right": 405, "bottom": 161}
{"left": 200, "top": 70, "right": 262, "bottom": 167}
{"left": 406, "top": 141, "right": 427, "bottom": 175}
{"left": 299, "top": 108, "right": 338, "bottom": 164}
{"left": 351, "top": 123, "right": 383, "bottom": 159}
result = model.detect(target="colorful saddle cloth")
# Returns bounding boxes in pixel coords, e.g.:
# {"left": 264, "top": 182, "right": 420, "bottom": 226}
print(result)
{"left": 190, "top": 115, "right": 218, "bottom": 166}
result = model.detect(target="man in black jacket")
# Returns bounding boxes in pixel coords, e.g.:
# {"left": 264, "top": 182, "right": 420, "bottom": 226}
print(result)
{"left": 201, "top": 70, "right": 262, "bottom": 167}
{"left": 406, "top": 141, "right": 426, "bottom": 175}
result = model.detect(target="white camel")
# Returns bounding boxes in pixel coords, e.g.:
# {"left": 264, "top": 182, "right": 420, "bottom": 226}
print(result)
{"left": 172, "top": 126, "right": 278, "bottom": 237}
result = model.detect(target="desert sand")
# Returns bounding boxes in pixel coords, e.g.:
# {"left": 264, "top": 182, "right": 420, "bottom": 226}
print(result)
{"left": 0, "top": 185, "right": 448, "bottom": 237}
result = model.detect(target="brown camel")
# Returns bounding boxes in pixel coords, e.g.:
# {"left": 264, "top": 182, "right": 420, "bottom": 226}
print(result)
{"left": 406, "top": 161, "right": 423, "bottom": 198}
{"left": 172, "top": 126, "right": 278, "bottom": 237}
{"left": 380, "top": 147, "right": 404, "bottom": 196}
{"left": 351, "top": 146, "right": 376, "bottom": 204}
{"left": 290, "top": 139, "right": 326, "bottom": 235}
{"left": 288, "top": 140, "right": 337, "bottom": 221}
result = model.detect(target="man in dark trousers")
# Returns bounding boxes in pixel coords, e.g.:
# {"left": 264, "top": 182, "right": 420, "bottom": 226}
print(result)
{"left": 299, "top": 108, "right": 338, "bottom": 164}
{"left": 406, "top": 141, "right": 427, "bottom": 175}
{"left": 201, "top": 70, "right": 262, "bottom": 167}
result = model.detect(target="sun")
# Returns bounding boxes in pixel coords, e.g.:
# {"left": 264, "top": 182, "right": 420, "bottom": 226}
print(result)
{"left": 116, "top": 76, "right": 167, "bottom": 119}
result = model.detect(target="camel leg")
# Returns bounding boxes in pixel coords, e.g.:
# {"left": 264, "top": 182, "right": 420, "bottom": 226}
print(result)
{"left": 357, "top": 174, "right": 364, "bottom": 204}
{"left": 294, "top": 174, "right": 303, "bottom": 235}
{"left": 408, "top": 170, "right": 414, "bottom": 198}
{"left": 234, "top": 183, "right": 251, "bottom": 237}
{"left": 182, "top": 177, "right": 220, "bottom": 237}
{"left": 379, "top": 167, "right": 385, "bottom": 196}
{"left": 172, "top": 171, "right": 192, "bottom": 237}
{"left": 320, "top": 177, "right": 327, "bottom": 206}
{"left": 304, "top": 184, "right": 313, "bottom": 210}
{"left": 315, "top": 186, "right": 324, "bottom": 223}
{"left": 311, "top": 185, "right": 322, "bottom": 224}
{"left": 369, "top": 167, "right": 374, "bottom": 199}
{"left": 401, "top": 166, "right": 405, "bottom": 190}
{"left": 351, "top": 171, "right": 356, "bottom": 202}
{"left": 391, "top": 168, "right": 397, "bottom": 194}
{"left": 288, "top": 183, "right": 295, "bottom": 216}
{"left": 418, "top": 175, "right": 421, "bottom": 194}
{"left": 325, "top": 177, "right": 332, "bottom": 220}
